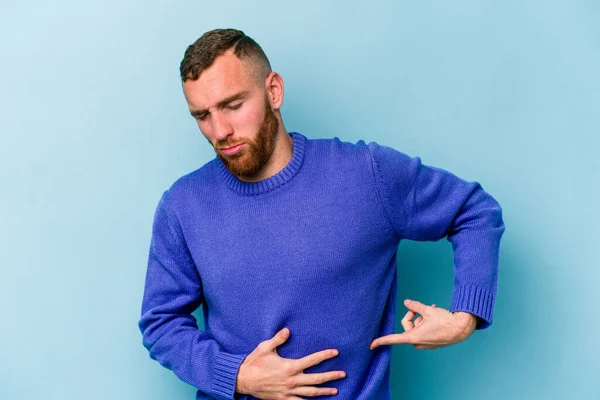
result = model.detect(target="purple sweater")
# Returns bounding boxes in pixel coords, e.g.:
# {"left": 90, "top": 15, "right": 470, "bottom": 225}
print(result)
{"left": 138, "top": 131, "right": 505, "bottom": 400}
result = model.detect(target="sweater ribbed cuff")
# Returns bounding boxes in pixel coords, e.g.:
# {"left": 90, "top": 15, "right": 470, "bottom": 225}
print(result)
{"left": 450, "top": 284, "right": 495, "bottom": 330}
{"left": 210, "top": 352, "right": 248, "bottom": 400}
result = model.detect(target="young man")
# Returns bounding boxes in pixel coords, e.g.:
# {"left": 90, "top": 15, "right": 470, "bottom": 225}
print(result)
{"left": 138, "top": 28, "right": 506, "bottom": 400}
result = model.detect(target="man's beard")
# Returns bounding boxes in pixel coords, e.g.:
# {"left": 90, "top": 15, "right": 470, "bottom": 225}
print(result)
{"left": 214, "top": 95, "right": 280, "bottom": 179}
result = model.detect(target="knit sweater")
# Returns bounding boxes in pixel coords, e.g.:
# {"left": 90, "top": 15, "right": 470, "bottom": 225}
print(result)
{"left": 138, "top": 131, "right": 505, "bottom": 400}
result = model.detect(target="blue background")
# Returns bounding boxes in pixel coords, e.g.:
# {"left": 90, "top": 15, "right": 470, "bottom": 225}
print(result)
{"left": 1, "top": 1, "right": 598, "bottom": 399}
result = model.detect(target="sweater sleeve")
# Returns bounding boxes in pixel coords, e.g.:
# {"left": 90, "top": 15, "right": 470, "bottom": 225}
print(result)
{"left": 366, "top": 142, "right": 506, "bottom": 330}
{"left": 138, "top": 191, "right": 248, "bottom": 399}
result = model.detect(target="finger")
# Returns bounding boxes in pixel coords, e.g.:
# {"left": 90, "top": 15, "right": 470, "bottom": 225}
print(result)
{"left": 262, "top": 327, "right": 290, "bottom": 352}
{"left": 400, "top": 310, "right": 416, "bottom": 331}
{"left": 293, "top": 385, "right": 339, "bottom": 397}
{"left": 370, "top": 332, "right": 415, "bottom": 349}
{"left": 295, "top": 370, "right": 346, "bottom": 386}
{"left": 414, "top": 314, "right": 423, "bottom": 327}
{"left": 294, "top": 348, "right": 339, "bottom": 371}
{"left": 404, "top": 299, "right": 428, "bottom": 315}
{"left": 414, "top": 304, "right": 437, "bottom": 328}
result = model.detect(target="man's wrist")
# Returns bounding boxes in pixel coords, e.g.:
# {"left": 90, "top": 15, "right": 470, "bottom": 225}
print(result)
{"left": 452, "top": 311, "right": 478, "bottom": 329}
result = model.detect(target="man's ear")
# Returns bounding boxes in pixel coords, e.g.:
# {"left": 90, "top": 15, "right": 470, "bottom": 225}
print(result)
{"left": 265, "top": 71, "right": 284, "bottom": 110}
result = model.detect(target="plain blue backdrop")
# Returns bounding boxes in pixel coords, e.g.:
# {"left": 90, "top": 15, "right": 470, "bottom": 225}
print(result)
{"left": 1, "top": 1, "right": 598, "bottom": 399}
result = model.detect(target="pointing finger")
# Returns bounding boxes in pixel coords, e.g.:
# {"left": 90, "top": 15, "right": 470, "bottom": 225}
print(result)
{"left": 370, "top": 332, "right": 415, "bottom": 350}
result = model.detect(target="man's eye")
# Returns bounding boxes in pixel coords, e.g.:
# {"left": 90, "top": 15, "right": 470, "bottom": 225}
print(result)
{"left": 196, "top": 114, "right": 207, "bottom": 121}
{"left": 228, "top": 103, "right": 242, "bottom": 110}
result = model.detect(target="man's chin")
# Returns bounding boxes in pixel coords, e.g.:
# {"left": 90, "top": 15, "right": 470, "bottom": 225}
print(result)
{"left": 220, "top": 158, "right": 258, "bottom": 178}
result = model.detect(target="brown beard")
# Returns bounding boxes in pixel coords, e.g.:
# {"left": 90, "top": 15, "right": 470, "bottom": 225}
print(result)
{"left": 216, "top": 94, "right": 280, "bottom": 179}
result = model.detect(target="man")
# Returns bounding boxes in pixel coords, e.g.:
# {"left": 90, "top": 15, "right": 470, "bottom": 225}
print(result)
{"left": 138, "top": 28, "right": 505, "bottom": 400}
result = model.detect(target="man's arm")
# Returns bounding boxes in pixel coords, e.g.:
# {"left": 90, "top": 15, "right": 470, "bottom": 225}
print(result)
{"left": 366, "top": 141, "right": 506, "bottom": 330}
{"left": 138, "top": 190, "right": 247, "bottom": 399}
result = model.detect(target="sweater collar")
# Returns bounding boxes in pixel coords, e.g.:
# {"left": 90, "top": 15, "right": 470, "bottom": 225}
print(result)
{"left": 217, "top": 131, "right": 306, "bottom": 196}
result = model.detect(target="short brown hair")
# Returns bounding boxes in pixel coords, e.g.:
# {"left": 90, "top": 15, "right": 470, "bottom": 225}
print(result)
{"left": 180, "top": 28, "right": 272, "bottom": 83}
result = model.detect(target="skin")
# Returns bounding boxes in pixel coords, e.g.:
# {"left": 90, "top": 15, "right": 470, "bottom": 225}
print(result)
{"left": 182, "top": 48, "right": 480, "bottom": 398}
{"left": 370, "top": 301, "right": 479, "bottom": 351}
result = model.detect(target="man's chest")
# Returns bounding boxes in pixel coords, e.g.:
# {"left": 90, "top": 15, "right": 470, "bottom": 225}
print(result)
{"left": 178, "top": 179, "right": 397, "bottom": 303}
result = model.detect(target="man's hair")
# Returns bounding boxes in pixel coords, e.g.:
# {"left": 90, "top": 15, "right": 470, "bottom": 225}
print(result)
{"left": 180, "top": 28, "right": 272, "bottom": 84}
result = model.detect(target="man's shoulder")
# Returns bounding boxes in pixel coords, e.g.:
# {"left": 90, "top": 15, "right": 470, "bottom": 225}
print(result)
{"left": 308, "top": 134, "right": 370, "bottom": 157}
{"left": 307, "top": 134, "right": 414, "bottom": 175}
{"left": 308, "top": 134, "right": 408, "bottom": 167}
{"left": 162, "top": 157, "right": 220, "bottom": 203}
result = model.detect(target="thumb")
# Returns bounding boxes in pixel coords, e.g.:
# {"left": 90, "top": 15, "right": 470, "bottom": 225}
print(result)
{"left": 404, "top": 299, "right": 428, "bottom": 315}
{"left": 264, "top": 327, "right": 290, "bottom": 352}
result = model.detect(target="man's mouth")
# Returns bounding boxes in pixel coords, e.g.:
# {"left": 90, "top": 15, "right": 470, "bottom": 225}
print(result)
{"left": 221, "top": 143, "right": 244, "bottom": 156}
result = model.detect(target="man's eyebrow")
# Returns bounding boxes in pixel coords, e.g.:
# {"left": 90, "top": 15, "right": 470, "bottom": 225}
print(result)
{"left": 189, "top": 90, "right": 250, "bottom": 117}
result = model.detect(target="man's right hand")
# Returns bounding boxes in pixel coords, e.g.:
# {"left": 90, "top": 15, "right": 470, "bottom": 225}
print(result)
{"left": 235, "top": 327, "right": 346, "bottom": 399}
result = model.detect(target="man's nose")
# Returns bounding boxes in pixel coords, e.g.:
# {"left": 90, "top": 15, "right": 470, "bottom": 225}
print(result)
{"left": 211, "top": 112, "right": 233, "bottom": 141}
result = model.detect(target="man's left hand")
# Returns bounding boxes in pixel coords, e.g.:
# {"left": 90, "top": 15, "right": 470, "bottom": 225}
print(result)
{"left": 369, "top": 299, "right": 478, "bottom": 351}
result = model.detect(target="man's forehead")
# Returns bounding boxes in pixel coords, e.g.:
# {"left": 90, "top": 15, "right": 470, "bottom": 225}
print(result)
{"left": 197, "top": 51, "right": 249, "bottom": 86}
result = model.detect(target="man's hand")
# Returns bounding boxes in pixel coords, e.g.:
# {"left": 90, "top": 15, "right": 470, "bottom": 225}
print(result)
{"left": 369, "top": 299, "right": 478, "bottom": 351}
{"left": 236, "top": 328, "right": 346, "bottom": 399}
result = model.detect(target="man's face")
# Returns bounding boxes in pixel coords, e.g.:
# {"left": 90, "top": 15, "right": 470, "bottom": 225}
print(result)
{"left": 182, "top": 50, "right": 279, "bottom": 179}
